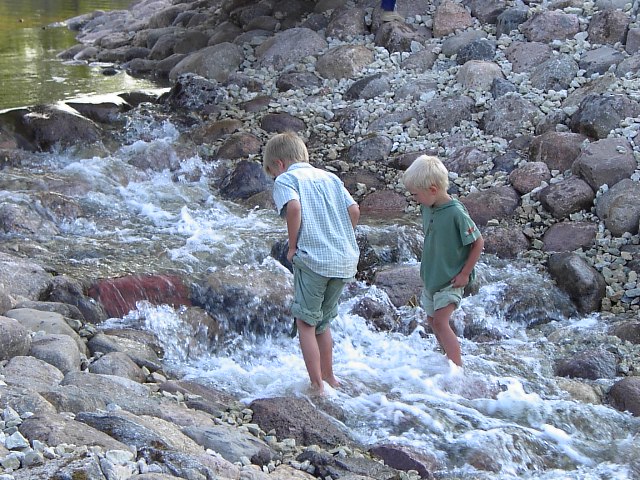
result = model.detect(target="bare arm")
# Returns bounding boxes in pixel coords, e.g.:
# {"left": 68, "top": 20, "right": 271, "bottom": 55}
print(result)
{"left": 348, "top": 203, "right": 360, "bottom": 229}
{"left": 285, "top": 199, "right": 301, "bottom": 262}
{"left": 452, "top": 235, "right": 484, "bottom": 288}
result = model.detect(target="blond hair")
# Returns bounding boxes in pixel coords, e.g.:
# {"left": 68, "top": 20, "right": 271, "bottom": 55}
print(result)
{"left": 402, "top": 155, "right": 449, "bottom": 191}
{"left": 263, "top": 132, "right": 309, "bottom": 172}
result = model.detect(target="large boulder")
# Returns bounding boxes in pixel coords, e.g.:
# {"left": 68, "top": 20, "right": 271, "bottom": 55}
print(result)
{"left": 595, "top": 178, "right": 640, "bottom": 236}
{"left": 169, "top": 43, "right": 244, "bottom": 83}
{"left": 547, "top": 252, "right": 606, "bottom": 313}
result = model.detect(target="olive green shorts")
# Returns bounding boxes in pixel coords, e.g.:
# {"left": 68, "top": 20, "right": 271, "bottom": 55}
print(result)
{"left": 290, "top": 258, "right": 351, "bottom": 337}
{"left": 420, "top": 284, "right": 464, "bottom": 316}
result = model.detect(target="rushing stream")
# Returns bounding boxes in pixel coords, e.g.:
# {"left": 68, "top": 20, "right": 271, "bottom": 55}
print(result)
{"left": 2, "top": 106, "right": 639, "bottom": 479}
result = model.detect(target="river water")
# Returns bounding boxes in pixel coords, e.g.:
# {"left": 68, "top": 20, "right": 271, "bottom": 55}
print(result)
{"left": 2, "top": 109, "right": 636, "bottom": 479}
{"left": 0, "top": 0, "right": 159, "bottom": 110}
{"left": 1, "top": 1, "right": 639, "bottom": 479}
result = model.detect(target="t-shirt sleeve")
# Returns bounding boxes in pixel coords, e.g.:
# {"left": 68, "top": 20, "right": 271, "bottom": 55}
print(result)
{"left": 341, "top": 184, "right": 357, "bottom": 207}
{"left": 456, "top": 207, "right": 481, "bottom": 246}
{"left": 273, "top": 178, "right": 299, "bottom": 217}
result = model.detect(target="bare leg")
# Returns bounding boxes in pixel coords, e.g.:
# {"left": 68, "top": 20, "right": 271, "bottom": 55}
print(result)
{"left": 430, "top": 304, "right": 462, "bottom": 367}
{"left": 296, "top": 319, "right": 324, "bottom": 393}
{"left": 317, "top": 327, "right": 340, "bottom": 388}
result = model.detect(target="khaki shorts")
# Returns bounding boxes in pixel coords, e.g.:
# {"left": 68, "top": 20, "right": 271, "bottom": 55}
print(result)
{"left": 290, "top": 257, "right": 351, "bottom": 336}
{"left": 420, "top": 284, "right": 464, "bottom": 316}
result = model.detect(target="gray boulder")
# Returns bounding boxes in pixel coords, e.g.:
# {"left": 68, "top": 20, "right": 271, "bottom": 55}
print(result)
{"left": 572, "top": 137, "right": 636, "bottom": 191}
{"left": 538, "top": 176, "right": 595, "bottom": 219}
{"left": 547, "top": 252, "right": 606, "bottom": 313}
{"left": 169, "top": 42, "right": 244, "bottom": 82}
{"left": 256, "top": 27, "right": 327, "bottom": 69}
{"left": 595, "top": 178, "right": 640, "bottom": 236}
{"left": 0, "top": 316, "right": 31, "bottom": 361}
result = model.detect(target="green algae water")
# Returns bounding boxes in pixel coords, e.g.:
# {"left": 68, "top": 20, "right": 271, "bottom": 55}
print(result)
{"left": 0, "top": 0, "right": 159, "bottom": 110}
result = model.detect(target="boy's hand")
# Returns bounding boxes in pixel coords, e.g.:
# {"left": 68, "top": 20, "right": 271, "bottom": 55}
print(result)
{"left": 287, "top": 246, "right": 297, "bottom": 262}
{"left": 451, "top": 272, "right": 469, "bottom": 288}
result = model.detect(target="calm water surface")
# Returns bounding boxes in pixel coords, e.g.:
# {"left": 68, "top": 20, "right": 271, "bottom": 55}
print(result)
{"left": 0, "top": 0, "right": 160, "bottom": 110}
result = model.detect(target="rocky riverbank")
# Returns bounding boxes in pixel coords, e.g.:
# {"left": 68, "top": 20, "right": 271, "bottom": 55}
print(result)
{"left": 1, "top": 0, "right": 640, "bottom": 479}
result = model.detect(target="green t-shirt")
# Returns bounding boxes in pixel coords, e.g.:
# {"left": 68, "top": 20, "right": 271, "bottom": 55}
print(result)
{"left": 420, "top": 199, "right": 481, "bottom": 294}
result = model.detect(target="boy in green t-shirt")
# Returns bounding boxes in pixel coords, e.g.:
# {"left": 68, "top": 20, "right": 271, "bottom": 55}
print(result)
{"left": 402, "top": 155, "right": 484, "bottom": 367}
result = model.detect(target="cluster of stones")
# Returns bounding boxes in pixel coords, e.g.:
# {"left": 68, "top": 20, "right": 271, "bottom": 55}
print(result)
{"left": 0, "top": 303, "right": 428, "bottom": 479}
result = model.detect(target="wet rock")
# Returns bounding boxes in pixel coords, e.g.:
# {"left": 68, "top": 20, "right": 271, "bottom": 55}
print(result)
{"left": 66, "top": 99, "right": 131, "bottom": 124}
{"left": 508, "top": 161, "right": 551, "bottom": 195}
{"left": 538, "top": 176, "right": 595, "bottom": 220}
{"left": 461, "top": 185, "right": 520, "bottom": 227}
{"left": 572, "top": 137, "right": 636, "bottom": 192}
{"left": 87, "top": 274, "right": 191, "bottom": 319}
{"left": 609, "top": 320, "right": 640, "bottom": 345}
{"left": 555, "top": 348, "right": 617, "bottom": 380}
{"left": 191, "top": 263, "right": 293, "bottom": 337}
{"left": 359, "top": 190, "right": 407, "bottom": 217}
{"left": 609, "top": 376, "right": 640, "bottom": 417}
{"left": 369, "top": 444, "right": 438, "bottom": 479}
{"left": 528, "top": 131, "right": 587, "bottom": 173}
{"left": 18, "top": 105, "right": 102, "bottom": 152}
{"left": 46, "top": 275, "right": 108, "bottom": 324}
{"left": 350, "top": 297, "right": 400, "bottom": 333}
{"left": 87, "top": 331, "right": 163, "bottom": 371}
{"left": 215, "top": 132, "right": 262, "bottom": 160}
{"left": 0, "top": 316, "right": 31, "bottom": 361}
{"left": 547, "top": 252, "right": 606, "bottom": 313}
{"left": 481, "top": 225, "right": 530, "bottom": 258}
{"left": 595, "top": 178, "right": 640, "bottom": 236}
{"left": 160, "top": 73, "right": 225, "bottom": 110}
{"left": 372, "top": 264, "right": 422, "bottom": 307}
{"left": 542, "top": 221, "right": 598, "bottom": 253}
{"left": 0, "top": 199, "right": 60, "bottom": 236}
{"left": 297, "top": 448, "right": 401, "bottom": 479}
{"left": 249, "top": 396, "right": 351, "bottom": 448}
{"left": 188, "top": 118, "right": 242, "bottom": 144}
{"left": 218, "top": 159, "right": 271, "bottom": 200}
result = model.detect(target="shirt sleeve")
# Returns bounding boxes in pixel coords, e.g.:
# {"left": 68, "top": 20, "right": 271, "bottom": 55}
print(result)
{"left": 273, "top": 177, "right": 299, "bottom": 216}
{"left": 456, "top": 208, "right": 481, "bottom": 246}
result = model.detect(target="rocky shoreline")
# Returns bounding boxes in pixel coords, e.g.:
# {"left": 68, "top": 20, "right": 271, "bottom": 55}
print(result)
{"left": 1, "top": 0, "right": 640, "bottom": 478}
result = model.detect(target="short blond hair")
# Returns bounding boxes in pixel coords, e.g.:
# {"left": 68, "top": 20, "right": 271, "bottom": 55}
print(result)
{"left": 402, "top": 155, "right": 449, "bottom": 191}
{"left": 263, "top": 132, "right": 309, "bottom": 172}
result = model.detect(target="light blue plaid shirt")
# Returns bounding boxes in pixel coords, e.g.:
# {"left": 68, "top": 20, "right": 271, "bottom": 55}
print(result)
{"left": 273, "top": 163, "right": 359, "bottom": 278}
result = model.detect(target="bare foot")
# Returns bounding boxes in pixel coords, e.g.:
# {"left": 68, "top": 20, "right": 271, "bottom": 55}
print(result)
{"left": 323, "top": 376, "right": 341, "bottom": 389}
{"left": 307, "top": 383, "right": 325, "bottom": 397}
